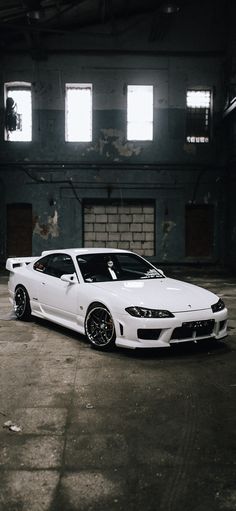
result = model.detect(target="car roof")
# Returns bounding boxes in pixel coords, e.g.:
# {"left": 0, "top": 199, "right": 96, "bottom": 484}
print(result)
{"left": 41, "top": 248, "right": 131, "bottom": 257}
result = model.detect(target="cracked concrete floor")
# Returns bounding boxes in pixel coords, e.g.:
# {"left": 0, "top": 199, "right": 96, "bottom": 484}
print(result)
{"left": 0, "top": 271, "right": 236, "bottom": 511}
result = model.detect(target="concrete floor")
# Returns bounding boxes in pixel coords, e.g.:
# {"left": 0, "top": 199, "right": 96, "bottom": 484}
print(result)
{"left": 0, "top": 271, "right": 236, "bottom": 511}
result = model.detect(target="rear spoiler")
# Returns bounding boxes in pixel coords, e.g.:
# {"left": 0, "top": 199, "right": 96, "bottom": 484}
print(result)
{"left": 6, "top": 257, "right": 37, "bottom": 272}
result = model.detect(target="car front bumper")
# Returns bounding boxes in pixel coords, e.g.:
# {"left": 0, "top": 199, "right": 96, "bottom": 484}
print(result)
{"left": 114, "top": 307, "right": 228, "bottom": 349}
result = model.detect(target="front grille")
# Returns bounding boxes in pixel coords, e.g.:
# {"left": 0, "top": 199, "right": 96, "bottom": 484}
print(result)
{"left": 138, "top": 329, "right": 161, "bottom": 340}
{"left": 171, "top": 319, "right": 215, "bottom": 340}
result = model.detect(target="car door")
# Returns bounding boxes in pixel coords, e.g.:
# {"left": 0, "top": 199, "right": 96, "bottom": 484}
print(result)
{"left": 33, "top": 253, "right": 79, "bottom": 324}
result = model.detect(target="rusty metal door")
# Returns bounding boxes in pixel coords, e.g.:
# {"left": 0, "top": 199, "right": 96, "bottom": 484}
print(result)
{"left": 7, "top": 203, "right": 32, "bottom": 257}
{"left": 185, "top": 204, "right": 214, "bottom": 257}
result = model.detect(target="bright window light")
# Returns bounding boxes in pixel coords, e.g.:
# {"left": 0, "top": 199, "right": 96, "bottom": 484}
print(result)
{"left": 187, "top": 90, "right": 211, "bottom": 108}
{"left": 65, "top": 84, "right": 92, "bottom": 142}
{"left": 5, "top": 85, "right": 32, "bottom": 142}
{"left": 186, "top": 89, "right": 211, "bottom": 144}
{"left": 127, "top": 85, "right": 153, "bottom": 141}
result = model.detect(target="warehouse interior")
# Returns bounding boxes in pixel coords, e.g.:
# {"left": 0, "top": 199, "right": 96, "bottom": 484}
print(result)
{"left": 0, "top": 0, "right": 235, "bottom": 271}
{"left": 1, "top": 3, "right": 236, "bottom": 511}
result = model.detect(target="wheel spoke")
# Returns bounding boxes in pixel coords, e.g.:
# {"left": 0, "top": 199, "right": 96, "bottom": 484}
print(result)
{"left": 86, "top": 306, "right": 115, "bottom": 347}
{"left": 14, "top": 288, "right": 26, "bottom": 317}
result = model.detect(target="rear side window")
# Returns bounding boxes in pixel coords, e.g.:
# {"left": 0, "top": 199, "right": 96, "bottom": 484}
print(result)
{"left": 34, "top": 253, "right": 75, "bottom": 278}
{"left": 34, "top": 255, "right": 50, "bottom": 273}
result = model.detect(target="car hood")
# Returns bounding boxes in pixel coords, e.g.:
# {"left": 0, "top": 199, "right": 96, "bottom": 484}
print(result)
{"left": 92, "top": 277, "right": 218, "bottom": 312}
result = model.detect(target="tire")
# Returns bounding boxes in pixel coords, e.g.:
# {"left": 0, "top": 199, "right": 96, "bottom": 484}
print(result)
{"left": 14, "top": 285, "right": 32, "bottom": 321}
{"left": 85, "top": 303, "right": 116, "bottom": 350}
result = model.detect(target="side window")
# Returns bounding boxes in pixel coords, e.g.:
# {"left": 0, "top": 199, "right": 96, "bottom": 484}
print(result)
{"left": 34, "top": 254, "right": 75, "bottom": 278}
{"left": 33, "top": 255, "right": 52, "bottom": 273}
{"left": 5, "top": 82, "right": 32, "bottom": 142}
{"left": 49, "top": 254, "right": 75, "bottom": 278}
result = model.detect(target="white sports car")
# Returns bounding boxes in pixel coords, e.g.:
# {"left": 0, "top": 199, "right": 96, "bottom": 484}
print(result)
{"left": 6, "top": 248, "right": 228, "bottom": 350}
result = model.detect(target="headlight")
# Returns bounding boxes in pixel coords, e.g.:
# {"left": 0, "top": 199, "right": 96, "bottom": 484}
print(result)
{"left": 211, "top": 298, "right": 225, "bottom": 313}
{"left": 125, "top": 306, "right": 174, "bottom": 318}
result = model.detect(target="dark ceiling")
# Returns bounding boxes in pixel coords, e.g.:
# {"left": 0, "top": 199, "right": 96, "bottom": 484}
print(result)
{"left": 0, "top": 0, "right": 184, "bottom": 51}
{"left": 0, "top": 0, "right": 182, "bottom": 28}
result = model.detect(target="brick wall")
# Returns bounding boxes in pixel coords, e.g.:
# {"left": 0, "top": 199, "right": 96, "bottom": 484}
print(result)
{"left": 84, "top": 203, "right": 155, "bottom": 256}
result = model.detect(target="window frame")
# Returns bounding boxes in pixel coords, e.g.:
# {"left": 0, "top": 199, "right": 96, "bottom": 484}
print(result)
{"left": 185, "top": 88, "right": 212, "bottom": 144}
{"left": 127, "top": 84, "right": 154, "bottom": 142}
{"left": 34, "top": 253, "right": 75, "bottom": 279}
{"left": 65, "top": 83, "right": 93, "bottom": 143}
{"left": 4, "top": 82, "right": 32, "bottom": 142}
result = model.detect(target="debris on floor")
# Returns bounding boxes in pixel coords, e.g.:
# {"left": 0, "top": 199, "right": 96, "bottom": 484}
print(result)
{"left": 3, "top": 420, "right": 22, "bottom": 432}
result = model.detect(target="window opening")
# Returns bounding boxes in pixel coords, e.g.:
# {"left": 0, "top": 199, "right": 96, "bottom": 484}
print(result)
{"left": 7, "top": 203, "right": 32, "bottom": 256}
{"left": 5, "top": 83, "right": 32, "bottom": 142}
{"left": 34, "top": 253, "right": 75, "bottom": 278}
{"left": 186, "top": 90, "right": 211, "bottom": 143}
{"left": 127, "top": 85, "right": 153, "bottom": 141}
{"left": 65, "top": 84, "right": 92, "bottom": 142}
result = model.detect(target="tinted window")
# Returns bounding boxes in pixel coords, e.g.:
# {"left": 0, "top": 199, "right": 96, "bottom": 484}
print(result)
{"left": 34, "top": 255, "right": 51, "bottom": 273}
{"left": 77, "top": 253, "right": 163, "bottom": 282}
{"left": 34, "top": 253, "right": 75, "bottom": 278}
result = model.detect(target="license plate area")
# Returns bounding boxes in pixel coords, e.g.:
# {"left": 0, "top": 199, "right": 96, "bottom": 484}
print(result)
{"left": 171, "top": 319, "right": 215, "bottom": 340}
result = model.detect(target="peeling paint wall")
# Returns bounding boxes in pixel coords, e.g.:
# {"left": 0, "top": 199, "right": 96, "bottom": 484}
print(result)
{"left": 161, "top": 221, "right": 177, "bottom": 261}
{"left": 0, "top": 165, "right": 227, "bottom": 264}
{"left": 33, "top": 210, "right": 59, "bottom": 240}
{"left": 0, "top": 3, "right": 231, "bottom": 266}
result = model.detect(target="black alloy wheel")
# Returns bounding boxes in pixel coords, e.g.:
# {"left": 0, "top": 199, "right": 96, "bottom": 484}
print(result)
{"left": 85, "top": 304, "right": 116, "bottom": 350}
{"left": 14, "top": 285, "right": 31, "bottom": 321}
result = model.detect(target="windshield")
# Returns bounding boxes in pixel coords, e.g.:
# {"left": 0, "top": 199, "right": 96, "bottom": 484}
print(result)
{"left": 76, "top": 252, "right": 164, "bottom": 283}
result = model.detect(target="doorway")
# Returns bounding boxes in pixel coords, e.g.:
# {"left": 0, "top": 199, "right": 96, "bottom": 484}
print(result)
{"left": 7, "top": 203, "right": 32, "bottom": 257}
{"left": 185, "top": 204, "right": 214, "bottom": 257}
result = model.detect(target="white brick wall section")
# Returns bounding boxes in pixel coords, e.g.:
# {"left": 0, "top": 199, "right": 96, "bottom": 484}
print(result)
{"left": 144, "top": 223, "right": 154, "bottom": 232}
{"left": 84, "top": 232, "right": 96, "bottom": 241}
{"left": 93, "top": 206, "right": 106, "bottom": 214}
{"left": 132, "top": 214, "right": 145, "bottom": 223}
{"left": 96, "top": 232, "right": 108, "bottom": 241}
{"left": 121, "top": 232, "right": 133, "bottom": 241}
{"left": 133, "top": 233, "right": 146, "bottom": 241}
{"left": 118, "top": 224, "right": 128, "bottom": 232}
{"left": 94, "top": 223, "right": 106, "bottom": 232}
{"left": 95, "top": 214, "right": 107, "bottom": 223}
{"left": 143, "top": 207, "right": 154, "bottom": 213}
{"left": 144, "top": 214, "right": 154, "bottom": 222}
{"left": 118, "top": 207, "right": 131, "bottom": 214}
{"left": 130, "top": 223, "right": 142, "bottom": 232}
{"left": 145, "top": 232, "right": 154, "bottom": 241}
{"left": 84, "top": 204, "right": 155, "bottom": 256}
{"left": 120, "top": 214, "right": 133, "bottom": 223}
{"left": 84, "top": 223, "right": 93, "bottom": 232}
{"left": 107, "top": 241, "right": 118, "bottom": 248}
{"left": 108, "top": 215, "right": 120, "bottom": 223}
{"left": 84, "top": 214, "right": 96, "bottom": 223}
{"left": 108, "top": 233, "right": 121, "bottom": 241}
{"left": 119, "top": 241, "right": 130, "bottom": 249}
{"left": 106, "top": 207, "right": 118, "bottom": 214}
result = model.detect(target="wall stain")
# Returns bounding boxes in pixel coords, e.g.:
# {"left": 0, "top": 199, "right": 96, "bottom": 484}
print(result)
{"left": 86, "top": 128, "right": 142, "bottom": 159}
{"left": 33, "top": 210, "right": 59, "bottom": 240}
{"left": 161, "top": 220, "right": 176, "bottom": 259}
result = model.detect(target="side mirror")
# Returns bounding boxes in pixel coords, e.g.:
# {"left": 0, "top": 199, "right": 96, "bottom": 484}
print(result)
{"left": 157, "top": 269, "right": 165, "bottom": 277}
{"left": 60, "top": 273, "right": 76, "bottom": 284}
